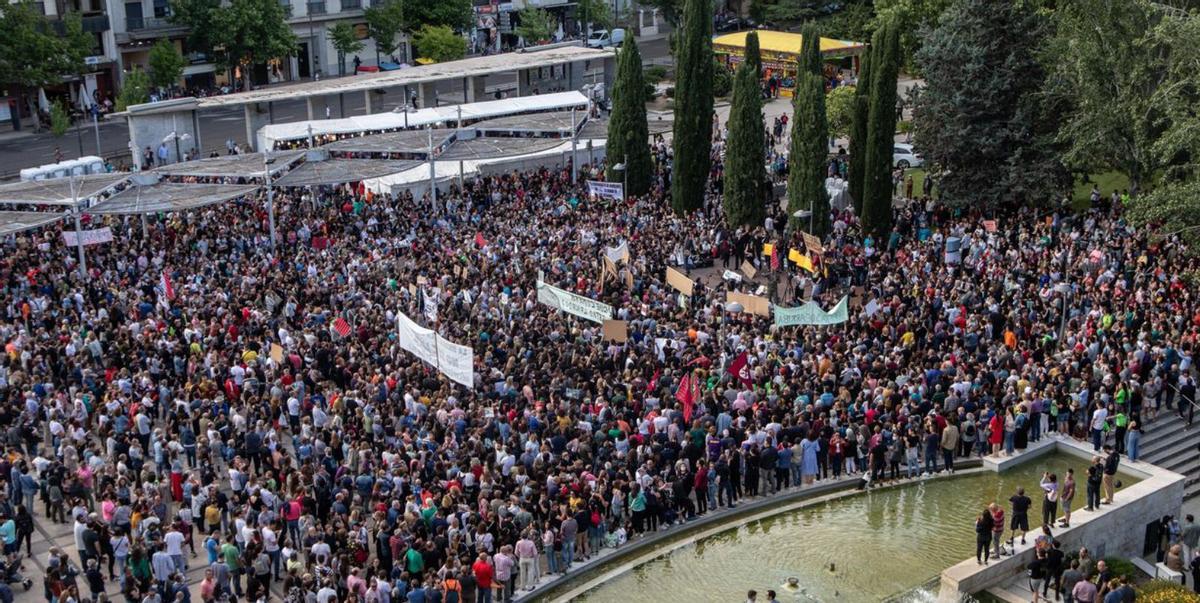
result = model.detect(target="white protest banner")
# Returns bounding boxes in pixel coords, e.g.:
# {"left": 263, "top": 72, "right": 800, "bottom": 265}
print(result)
{"left": 435, "top": 335, "right": 475, "bottom": 388}
{"left": 722, "top": 270, "right": 743, "bottom": 282}
{"left": 604, "top": 241, "right": 630, "bottom": 264}
{"left": 62, "top": 227, "right": 113, "bottom": 247}
{"left": 587, "top": 180, "right": 625, "bottom": 200}
{"left": 537, "top": 278, "right": 613, "bottom": 324}
{"left": 864, "top": 299, "right": 881, "bottom": 317}
{"left": 396, "top": 312, "right": 438, "bottom": 367}
{"left": 773, "top": 296, "right": 850, "bottom": 327}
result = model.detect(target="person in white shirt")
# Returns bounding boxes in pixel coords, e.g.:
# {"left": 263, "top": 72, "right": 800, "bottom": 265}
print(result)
{"left": 1090, "top": 405, "right": 1109, "bottom": 451}
{"left": 164, "top": 525, "right": 187, "bottom": 574}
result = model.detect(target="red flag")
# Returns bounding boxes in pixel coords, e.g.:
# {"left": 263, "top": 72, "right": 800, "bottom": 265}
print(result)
{"left": 770, "top": 243, "right": 780, "bottom": 271}
{"left": 331, "top": 317, "right": 351, "bottom": 338}
{"left": 728, "top": 351, "right": 753, "bottom": 388}
{"left": 474, "top": 232, "right": 488, "bottom": 248}
{"left": 159, "top": 269, "right": 175, "bottom": 301}
{"left": 676, "top": 373, "right": 697, "bottom": 423}
{"left": 647, "top": 369, "right": 661, "bottom": 392}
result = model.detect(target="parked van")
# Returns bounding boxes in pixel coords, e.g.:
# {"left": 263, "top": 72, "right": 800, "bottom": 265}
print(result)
{"left": 587, "top": 28, "right": 625, "bottom": 48}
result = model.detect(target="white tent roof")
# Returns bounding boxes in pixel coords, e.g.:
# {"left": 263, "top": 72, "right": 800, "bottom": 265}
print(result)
{"left": 257, "top": 91, "right": 590, "bottom": 150}
{"left": 0, "top": 211, "right": 68, "bottom": 236}
{"left": 362, "top": 138, "right": 606, "bottom": 193}
{"left": 273, "top": 159, "right": 421, "bottom": 187}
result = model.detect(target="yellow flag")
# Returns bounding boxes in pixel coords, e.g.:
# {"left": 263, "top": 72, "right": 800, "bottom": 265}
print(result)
{"left": 788, "top": 248, "right": 803, "bottom": 263}
{"left": 762, "top": 243, "right": 774, "bottom": 257}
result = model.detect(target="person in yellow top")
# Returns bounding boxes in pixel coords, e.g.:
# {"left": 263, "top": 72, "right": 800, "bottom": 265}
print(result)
{"left": 241, "top": 348, "right": 258, "bottom": 363}
{"left": 900, "top": 330, "right": 916, "bottom": 348}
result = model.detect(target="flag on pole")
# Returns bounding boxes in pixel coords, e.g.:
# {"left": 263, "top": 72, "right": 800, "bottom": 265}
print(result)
{"left": 676, "top": 373, "right": 699, "bottom": 423}
{"left": 727, "top": 351, "right": 753, "bottom": 388}
{"left": 770, "top": 243, "right": 780, "bottom": 271}
{"left": 159, "top": 269, "right": 175, "bottom": 301}
{"left": 331, "top": 317, "right": 351, "bottom": 338}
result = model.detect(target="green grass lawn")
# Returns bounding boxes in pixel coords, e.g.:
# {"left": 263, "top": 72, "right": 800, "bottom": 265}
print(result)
{"left": 898, "top": 168, "right": 1129, "bottom": 211}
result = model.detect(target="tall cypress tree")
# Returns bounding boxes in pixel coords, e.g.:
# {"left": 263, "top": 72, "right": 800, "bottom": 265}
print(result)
{"left": 670, "top": 0, "right": 714, "bottom": 215}
{"left": 848, "top": 44, "right": 873, "bottom": 214}
{"left": 744, "top": 29, "right": 762, "bottom": 77}
{"left": 787, "top": 23, "right": 830, "bottom": 236}
{"left": 861, "top": 20, "right": 901, "bottom": 236}
{"left": 723, "top": 59, "right": 766, "bottom": 227}
{"left": 606, "top": 37, "right": 653, "bottom": 196}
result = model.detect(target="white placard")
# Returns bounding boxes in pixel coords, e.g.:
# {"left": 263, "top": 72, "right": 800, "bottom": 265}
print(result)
{"left": 587, "top": 180, "right": 624, "bottom": 200}
{"left": 62, "top": 227, "right": 113, "bottom": 247}
{"left": 536, "top": 279, "right": 613, "bottom": 324}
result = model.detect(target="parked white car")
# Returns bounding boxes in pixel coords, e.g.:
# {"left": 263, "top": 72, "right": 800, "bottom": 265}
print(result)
{"left": 587, "top": 28, "right": 625, "bottom": 48}
{"left": 893, "top": 143, "right": 924, "bottom": 168}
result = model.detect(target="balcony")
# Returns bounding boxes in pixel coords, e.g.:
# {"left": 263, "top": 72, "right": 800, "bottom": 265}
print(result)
{"left": 306, "top": 1, "right": 326, "bottom": 14}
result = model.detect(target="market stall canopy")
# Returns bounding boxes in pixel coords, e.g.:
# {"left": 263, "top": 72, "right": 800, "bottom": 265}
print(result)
{"left": 272, "top": 158, "right": 420, "bottom": 187}
{"left": 257, "top": 91, "right": 590, "bottom": 149}
{"left": 471, "top": 111, "right": 582, "bottom": 136}
{"left": 0, "top": 211, "right": 68, "bottom": 236}
{"left": 322, "top": 129, "right": 456, "bottom": 156}
{"left": 712, "top": 31, "right": 865, "bottom": 59}
{"left": 154, "top": 152, "right": 304, "bottom": 179}
{"left": 577, "top": 115, "right": 673, "bottom": 140}
{"left": 0, "top": 174, "right": 129, "bottom": 206}
{"left": 438, "top": 137, "right": 567, "bottom": 161}
{"left": 88, "top": 178, "right": 259, "bottom": 214}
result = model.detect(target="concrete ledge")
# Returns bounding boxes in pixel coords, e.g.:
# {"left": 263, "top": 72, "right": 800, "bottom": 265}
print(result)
{"left": 938, "top": 438, "right": 1186, "bottom": 602}
{"left": 525, "top": 459, "right": 984, "bottom": 602}
{"left": 1155, "top": 562, "right": 1185, "bottom": 583}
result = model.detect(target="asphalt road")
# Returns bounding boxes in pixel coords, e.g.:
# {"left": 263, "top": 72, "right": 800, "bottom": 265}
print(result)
{"left": 0, "top": 37, "right": 671, "bottom": 178}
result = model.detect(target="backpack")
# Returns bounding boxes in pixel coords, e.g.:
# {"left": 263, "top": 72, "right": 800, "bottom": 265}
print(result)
{"left": 964, "top": 423, "right": 976, "bottom": 438}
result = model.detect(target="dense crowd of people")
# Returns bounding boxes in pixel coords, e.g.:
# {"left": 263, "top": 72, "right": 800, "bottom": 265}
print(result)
{"left": 0, "top": 112, "right": 1196, "bottom": 603}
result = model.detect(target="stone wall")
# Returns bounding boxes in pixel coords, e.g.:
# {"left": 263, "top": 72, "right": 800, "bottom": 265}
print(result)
{"left": 937, "top": 439, "right": 1185, "bottom": 602}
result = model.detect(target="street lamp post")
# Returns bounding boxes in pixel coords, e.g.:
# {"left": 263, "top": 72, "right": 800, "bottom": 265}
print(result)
{"left": 393, "top": 105, "right": 409, "bottom": 129}
{"left": 263, "top": 151, "right": 278, "bottom": 248}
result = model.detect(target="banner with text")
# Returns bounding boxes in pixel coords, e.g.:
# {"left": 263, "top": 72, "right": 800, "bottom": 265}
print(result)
{"left": 62, "top": 227, "right": 113, "bottom": 247}
{"left": 537, "top": 279, "right": 613, "bottom": 324}
{"left": 435, "top": 335, "right": 475, "bottom": 388}
{"left": 396, "top": 312, "right": 438, "bottom": 367}
{"left": 587, "top": 180, "right": 625, "bottom": 200}
{"left": 773, "top": 296, "right": 849, "bottom": 327}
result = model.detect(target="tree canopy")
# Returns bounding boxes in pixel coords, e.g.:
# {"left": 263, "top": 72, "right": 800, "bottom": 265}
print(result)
{"left": 116, "top": 66, "right": 150, "bottom": 111}
{"left": 364, "top": 0, "right": 406, "bottom": 58}
{"left": 0, "top": 3, "right": 92, "bottom": 88}
{"left": 515, "top": 8, "right": 556, "bottom": 45}
{"left": 148, "top": 39, "right": 186, "bottom": 90}
{"left": 328, "top": 22, "right": 365, "bottom": 76}
{"left": 670, "top": 0, "right": 714, "bottom": 215}
{"left": 723, "top": 37, "right": 767, "bottom": 227}
{"left": 413, "top": 25, "right": 466, "bottom": 63}
{"left": 607, "top": 37, "right": 652, "bottom": 196}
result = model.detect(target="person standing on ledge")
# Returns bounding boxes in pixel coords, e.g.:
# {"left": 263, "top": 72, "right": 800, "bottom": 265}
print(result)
{"left": 1060, "top": 468, "right": 1076, "bottom": 527}
{"left": 1009, "top": 487, "right": 1032, "bottom": 547}
{"left": 975, "top": 507, "right": 994, "bottom": 564}
{"left": 1102, "top": 445, "right": 1120, "bottom": 504}
{"left": 1040, "top": 472, "right": 1059, "bottom": 528}
{"left": 1086, "top": 456, "right": 1104, "bottom": 511}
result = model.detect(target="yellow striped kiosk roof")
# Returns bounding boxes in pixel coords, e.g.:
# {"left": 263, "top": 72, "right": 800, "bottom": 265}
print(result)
{"left": 712, "top": 30, "right": 865, "bottom": 58}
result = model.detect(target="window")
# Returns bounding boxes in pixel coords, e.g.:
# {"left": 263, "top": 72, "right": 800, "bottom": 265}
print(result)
{"left": 125, "top": 1, "right": 143, "bottom": 29}
{"left": 278, "top": 0, "right": 293, "bottom": 17}
{"left": 307, "top": 1, "right": 325, "bottom": 14}
{"left": 153, "top": 0, "right": 170, "bottom": 18}
{"left": 341, "top": 0, "right": 361, "bottom": 9}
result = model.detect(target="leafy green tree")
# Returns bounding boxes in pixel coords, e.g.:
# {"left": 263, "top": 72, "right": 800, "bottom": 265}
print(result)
{"left": 1047, "top": 0, "right": 1167, "bottom": 195}
{"left": 848, "top": 45, "right": 872, "bottom": 213}
{"left": 1126, "top": 12, "right": 1200, "bottom": 245}
{"left": 670, "top": 0, "right": 713, "bottom": 215}
{"left": 49, "top": 101, "right": 70, "bottom": 138}
{"left": 576, "top": 0, "right": 611, "bottom": 35}
{"left": 0, "top": 3, "right": 92, "bottom": 130}
{"left": 169, "top": 0, "right": 221, "bottom": 60}
{"left": 607, "top": 37, "right": 652, "bottom": 196}
{"left": 210, "top": 0, "right": 298, "bottom": 89}
{"left": 789, "top": 24, "right": 830, "bottom": 236}
{"left": 407, "top": 0, "right": 472, "bottom": 31}
{"left": 116, "top": 66, "right": 151, "bottom": 111}
{"left": 825, "top": 85, "right": 856, "bottom": 139}
{"left": 515, "top": 8, "right": 556, "bottom": 45}
{"left": 413, "top": 25, "right": 466, "bottom": 63}
{"left": 870, "top": 0, "right": 952, "bottom": 73}
{"left": 712, "top": 59, "right": 733, "bottom": 97}
{"left": 723, "top": 46, "right": 767, "bottom": 227}
{"left": 328, "top": 22, "right": 366, "bottom": 75}
{"left": 861, "top": 19, "right": 900, "bottom": 236}
{"left": 148, "top": 39, "right": 186, "bottom": 90}
{"left": 364, "top": 0, "right": 406, "bottom": 64}
{"left": 912, "top": 0, "right": 1066, "bottom": 209}
{"left": 824, "top": 0, "right": 875, "bottom": 43}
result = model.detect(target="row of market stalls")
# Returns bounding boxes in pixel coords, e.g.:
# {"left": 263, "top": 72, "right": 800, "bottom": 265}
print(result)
{"left": 0, "top": 89, "right": 673, "bottom": 271}
{"left": 712, "top": 30, "right": 866, "bottom": 97}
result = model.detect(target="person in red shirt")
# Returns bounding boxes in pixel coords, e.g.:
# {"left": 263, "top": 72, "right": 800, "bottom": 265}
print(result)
{"left": 472, "top": 553, "right": 495, "bottom": 603}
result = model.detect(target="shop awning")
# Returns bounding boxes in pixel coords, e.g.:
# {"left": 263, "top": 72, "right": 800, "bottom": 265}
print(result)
{"left": 87, "top": 182, "right": 259, "bottom": 214}
{"left": 0, "top": 210, "right": 69, "bottom": 236}
{"left": 712, "top": 31, "right": 865, "bottom": 59}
